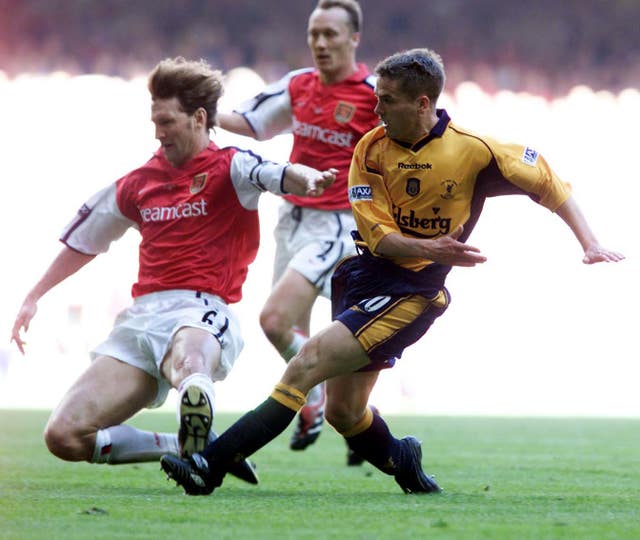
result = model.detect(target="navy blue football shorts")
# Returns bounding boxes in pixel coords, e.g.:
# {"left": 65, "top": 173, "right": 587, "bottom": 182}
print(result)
{"left": 331, "top": 255, "right": 450, "bottom": 372}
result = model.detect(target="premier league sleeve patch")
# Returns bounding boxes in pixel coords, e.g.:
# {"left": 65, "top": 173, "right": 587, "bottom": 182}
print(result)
{"left": 521, "top": 146, "right": 539, "bottom": 166}
{"left": 349, "top": 185, "right": 373, "bottom": 202}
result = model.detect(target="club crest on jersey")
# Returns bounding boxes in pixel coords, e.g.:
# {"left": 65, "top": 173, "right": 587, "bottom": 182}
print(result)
{"left": 334, "top": 101, "right": 356, "bottom": 124}
{"left": 440, "top": 179, "right": 458, "bottom": 200}
{"left": 406, "top": 178, "right": 421, "bottom": 196}
{"left": 522, "top": 147, "right": 539, "bottom": 166}
{"left": 190, "top": 173, "right": 208, "bottom": 194}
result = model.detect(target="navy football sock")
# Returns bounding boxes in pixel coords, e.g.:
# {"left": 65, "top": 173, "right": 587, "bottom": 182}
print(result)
{"left": 344, "top": 411, "right": 403, "bottom": 475}
{"left": 200, "top": 397, "right": 297, "bottom": 469}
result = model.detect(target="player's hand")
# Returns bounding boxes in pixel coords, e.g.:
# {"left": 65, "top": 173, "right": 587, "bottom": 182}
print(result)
{"left": 10, "top": 299, "right": 37, "bottom": 355}
{"left": 582, "top": 245, "right": 625, "bottom": 264}
{"left": 306, "top": 168, "right": 337, "bottom": 197}
{"left": 425, "top": 225, "right": 487, "bottom": 267}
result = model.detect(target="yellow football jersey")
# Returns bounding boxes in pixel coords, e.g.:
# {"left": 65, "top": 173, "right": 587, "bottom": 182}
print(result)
{"left": 348, "top": 110, "right": 571, "bottom": 271}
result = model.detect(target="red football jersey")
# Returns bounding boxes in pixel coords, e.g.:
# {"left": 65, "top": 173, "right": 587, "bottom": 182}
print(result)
{"left": 237, "top": 64, "right": 379, "bottom": 211}
{"left": 60, "top": 142, "right": 288, "bottom": 303}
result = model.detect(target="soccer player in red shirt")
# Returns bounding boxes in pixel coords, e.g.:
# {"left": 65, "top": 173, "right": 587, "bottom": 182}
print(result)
{"left": 10, "top": 57, "right": 335, "bottom": 484}
{"left": 217, "top": 0, "right": 379, "bottom": 457}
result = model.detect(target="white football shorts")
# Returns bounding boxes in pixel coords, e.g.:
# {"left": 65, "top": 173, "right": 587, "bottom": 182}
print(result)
{"left": 272, "top": 200, "right": 357, "bottom": 299}
{"left": 90, "top": 289, "right": 243, "bottom": 408}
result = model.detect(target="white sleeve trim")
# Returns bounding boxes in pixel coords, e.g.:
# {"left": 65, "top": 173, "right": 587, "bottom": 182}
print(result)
{"left": 229, "top": 149, "right": 288, "bottom": 210}
{"left": 60, "top": 183, "right": 135, "bottom": 254}
{"left": 233, "top": 68, "right": 312, "bottom": 140}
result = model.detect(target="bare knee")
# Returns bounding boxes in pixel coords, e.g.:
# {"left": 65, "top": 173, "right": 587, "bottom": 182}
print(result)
{"left": 281, "top": 344, "right": 324, "bottom": 394}
{"left": 170, "top": 351, "right": 208, "bottom": 381}
{"left": 44, "top": 416, "right": 94, "bottom": 462}
{"left": 259, "top": 304, "right": 288, "bottom": 346}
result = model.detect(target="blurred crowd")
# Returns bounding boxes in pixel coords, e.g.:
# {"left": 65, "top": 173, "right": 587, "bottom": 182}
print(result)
{"left": 1, "top": 0, "right": 638, "bottom": 96}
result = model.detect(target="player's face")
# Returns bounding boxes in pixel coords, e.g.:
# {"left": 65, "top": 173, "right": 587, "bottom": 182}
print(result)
{"left": 151, "top": 97, "right": 204, "bottom": 168}
{"left": 307, "top": 7, "right": 358, "bottom": 82}
{"left": 374, "top": 77, "right": 423, "bottom": 142}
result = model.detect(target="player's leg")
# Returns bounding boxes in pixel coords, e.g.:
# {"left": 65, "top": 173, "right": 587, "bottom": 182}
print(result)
{"left": 326, "top": 284, "right": 449, "bottom": 493}
{"left": 161, "top": 320, "right": 370, "bottom": 493}
{"left": 260, "top": 268, "right": 327, "bottom": 450}
{"left": 324, "top": 370, "right": 377, "bottom": 466}
{"left": 262, "top": 202, "right": 317, "bottom": 362}
{"left": 161, "top": 324, "right": 259, "bottom": 485}
{"left": 262, "top": 201, "right": 309, "bottom": 356}
{"left": 260, "top": 267, "right": 316, "bottom": 356}
{"left": 161, "top": 326, "right": 221, "bottom": 458}
{"left": 216, "top": 320, "right": 370, "bottom": 457}
{"left": 44, "top": 355, "right": 168, "bottom": 462}
{"left": 261, "top": 206, "right": 354, "bottom": 451}
{"left": 326, "top": 372, "right": 440, "bottom": 493}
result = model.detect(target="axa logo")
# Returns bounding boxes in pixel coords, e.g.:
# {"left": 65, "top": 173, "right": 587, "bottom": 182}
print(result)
{"left": 349, "top": 185, "right": 372, "bottom": 202}
{"left": 393, "top": 205, "right": 451, "bottom": 237}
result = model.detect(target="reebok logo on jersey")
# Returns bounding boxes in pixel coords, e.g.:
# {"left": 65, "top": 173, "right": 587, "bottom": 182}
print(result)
{"left": 349, "top": 185, "right": 372, "bottom": 202}
{"left": 397, "top": 162, "right": 432, "bottom": 170}
{"left": 139, "top": 198, "right": 208, "bottom": 222}
{"left": 522, "top": 147, "right": 539, "bottom": 166}
{"left": 292, "top": 119, "right": 354, "bottom": 148}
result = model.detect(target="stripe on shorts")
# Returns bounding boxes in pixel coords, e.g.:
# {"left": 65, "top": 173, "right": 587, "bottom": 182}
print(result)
{"left": 355, "top": 295, "right": 432, "bottom": 354}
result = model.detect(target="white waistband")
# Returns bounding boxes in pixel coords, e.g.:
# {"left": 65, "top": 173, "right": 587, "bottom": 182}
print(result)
{"left": 133, "top": 289, "right": 225, "bottom": 305}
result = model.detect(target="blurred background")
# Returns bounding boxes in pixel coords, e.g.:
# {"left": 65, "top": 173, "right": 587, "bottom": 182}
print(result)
{"left": 1, "top": 0, "right": 638, "bottom": 417}
{"left": 2, "top": 0, "right": 639, "bottom": 95}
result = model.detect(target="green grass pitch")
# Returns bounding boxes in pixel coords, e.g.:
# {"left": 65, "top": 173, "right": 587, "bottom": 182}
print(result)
{"left": 0, "top": 410, "right": 638, "bottom": 539}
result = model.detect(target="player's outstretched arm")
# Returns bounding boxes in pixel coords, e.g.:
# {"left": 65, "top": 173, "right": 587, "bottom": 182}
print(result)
{"left": 375, "top": 225, "right": 487, "bottom": 267}
{"left": 10, "top": 247, "right": 96, "bottom": 354}
{"left": 216, "top": 112, "right": 256, "bottom": 138}
{"left": 554, "top": 196, "right": 625, "bottom": 264}
{"left": 283, "top": 164, "right": 337, "bottom": 198}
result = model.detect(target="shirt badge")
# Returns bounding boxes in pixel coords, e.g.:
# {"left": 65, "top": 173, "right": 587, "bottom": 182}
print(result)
{"left": 190, "top": 173, "right": 208, "bottom": 194}
{"left": 522, "top": 146, "right": 539, "bottom": 166}
{"left": 334, "top": 101, "right": 356, "bottom": 124}
{"left": 406, "top": 178, "right": 421, "bottom": 196}
{"left": 440, "top": 180, "right": 458, "bottom": 200}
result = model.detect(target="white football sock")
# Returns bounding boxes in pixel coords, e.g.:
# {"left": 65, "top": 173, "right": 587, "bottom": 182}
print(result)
{"left": 281, "top": 331, "right": 307, "bottom": 362}
{"left": 176, "top": 372, "right": 216, "bottom": 424}
{"left": 91, "top": 425, "right": 179, "bottom": 464}
{"left": 306, "top": 382, "right": 325, "bottom": 407}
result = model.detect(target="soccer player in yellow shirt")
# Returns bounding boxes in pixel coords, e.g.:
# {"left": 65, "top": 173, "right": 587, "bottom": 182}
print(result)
{"left": 161, "top": 48, "right": 624, "bottom": 495}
